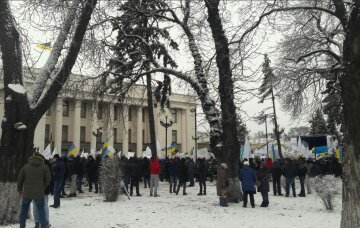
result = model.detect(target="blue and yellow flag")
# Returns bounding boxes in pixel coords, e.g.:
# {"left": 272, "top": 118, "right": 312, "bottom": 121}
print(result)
{"left": 67, "top": 144, "right": 78, "bottom": 158}
{"left": 36, "top": 42, "right": 52, "bottom": 51}
{"left": 165, "top": 144, "right": 177, "bottom": 155}
{"left": 101, "top": 141, "right": 115, "bottom": 160}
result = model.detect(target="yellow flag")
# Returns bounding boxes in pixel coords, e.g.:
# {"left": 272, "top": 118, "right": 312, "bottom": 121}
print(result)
{"left": 36, "top": 42, "right": 52, "bottom": 51}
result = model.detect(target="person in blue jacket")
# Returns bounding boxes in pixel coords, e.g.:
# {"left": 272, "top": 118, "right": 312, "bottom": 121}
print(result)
{"left": 50, "top": 154, "right": 65, "bottom": 208}
{"left": 239, "top": 160, "right": 257, "bottom": 208}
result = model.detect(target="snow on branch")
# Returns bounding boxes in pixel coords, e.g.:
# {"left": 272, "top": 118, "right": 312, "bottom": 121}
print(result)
{"left": 8, "top": 84, "right": 26, "bottom": 94}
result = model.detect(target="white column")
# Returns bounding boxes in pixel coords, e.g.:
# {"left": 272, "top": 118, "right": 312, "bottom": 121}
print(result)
{"left": 136, "top": 107, "right": 143, "bottom": 157}
{"left": 90, "top": 102, "right": 98, "bottom": 152}
{"left": 73, "top": 99, "right": 81, "bottom": 149}
{"left": 122, "top": 105, "right": 129, "bottom": 157}
{"left": 34, "top": 114, "right": 46, "bottom": 152}
{"left": 54, "top": 97, "right": 63, "bottom": 155}
{"left": 181, "top": 109, "right": 187, "bottom": 153}
{"left": 108, "top": 103, "right": 114, "bottom": 146}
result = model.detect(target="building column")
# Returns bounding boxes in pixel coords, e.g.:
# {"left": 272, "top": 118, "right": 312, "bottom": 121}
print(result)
{"left": 90, "top": 102, "right": 98, "bottom": 153}
{"left": 73, "top": 99, "right": 81, "bottom": 149}
{"left": 181, "top": 109, "right": 187, "bottom": 153}
{"left": 108, "top": 103, "right": 114, "bottom": 146}
{"left": 122, "top": 105, "right": 129, "bottom": 157}
{"left": 54, "top": 97, "right": 63, "bottom": 155}
{"left": 136, "top": 107, "right": 143, "bottom": 157}
{"left": 34, "top": 114, "right": 46, "bottom": 152}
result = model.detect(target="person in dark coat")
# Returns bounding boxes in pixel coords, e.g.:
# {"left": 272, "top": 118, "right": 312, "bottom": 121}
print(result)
{"left": 85, "top": 155, "right": 98, "bottom": 193}
{"left": 197, "top": 158, "right": 208, "bottom": 195}
{"left": 75, "top": 155, "right": 85, "bottom": 193}
{"left": 50, "top": 154, "right": 65, "bottom": 208}
{"left": 60, "top": 156, "right": 68, "bottom": 197}
{"left": 271, "top": 161, "right": 283, "bottom": 196}
{"left": 187, "top": 158, "right": 195, "bottom": 187}
{"left": 297, "top": 159, "right": 308, "bottom": 197}
{"left": 257, "top": 165, "right": 270, "bottom": 207}
{"left": 168, "top": 158, "right": 177, "bottom": 193}
{"left": 129, "top": 157, "right": 142, "bottom": 196}
{"left": 67, "top": 155, "right": 77, "bottom": 197}
{"left": 142, "top": 157, "right": 151, "bottom": 188}
{"left": 17, "top": 154, "right": 51, "bottom": 228}
{"left": 282, "top": 159, "right": 298, "bottom": 197}
{"left": 239, "top": 161, "right": 256, "bottom": 208}
{"left": 176, "top": 158, "right": 188, "bottom": 195}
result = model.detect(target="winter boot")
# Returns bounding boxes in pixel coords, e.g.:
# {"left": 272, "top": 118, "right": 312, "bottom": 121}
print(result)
{"left": 219, "top": 196, "right": 228, "bottom": 207}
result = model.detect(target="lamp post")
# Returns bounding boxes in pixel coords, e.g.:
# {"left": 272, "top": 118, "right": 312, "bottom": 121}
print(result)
{"left": 160, "top": 111, "right": 173, "bottom": 159}
{"left": 190, "top": 107, "right": 199, "bottom": 161}
{"left": 92, "top": 127, "right": 103, "bottom": 152}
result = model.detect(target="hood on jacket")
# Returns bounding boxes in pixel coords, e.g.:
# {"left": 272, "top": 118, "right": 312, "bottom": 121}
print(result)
{"left": 29, "top": 155, "right": 43, "bottom": 166}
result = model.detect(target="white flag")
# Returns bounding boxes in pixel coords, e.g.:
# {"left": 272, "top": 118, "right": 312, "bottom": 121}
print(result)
{"left": 43, "top": 144, "right": 52, "bottom": 160}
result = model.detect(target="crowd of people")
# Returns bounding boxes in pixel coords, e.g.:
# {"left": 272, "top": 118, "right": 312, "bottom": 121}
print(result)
{"left": 16, "top": 151, "right": 342, "bottom": 227}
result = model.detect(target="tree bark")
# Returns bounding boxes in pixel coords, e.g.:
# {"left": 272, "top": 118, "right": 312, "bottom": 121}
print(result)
{"left": 271, "top": 89, "right": 283, "bottom": 159}
{"left": 340, "top": 3, "right": 360, "bottom": 227}
{"left": 146, "top": 74, "right": 157, "bottom": 156}
{"left": 204, "top": 0, "right": 241, "bottom": 202}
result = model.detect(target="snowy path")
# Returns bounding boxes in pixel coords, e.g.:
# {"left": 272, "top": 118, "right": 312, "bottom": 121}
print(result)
{"left": 4, "top": 179, "right": 341, "bottom": 228}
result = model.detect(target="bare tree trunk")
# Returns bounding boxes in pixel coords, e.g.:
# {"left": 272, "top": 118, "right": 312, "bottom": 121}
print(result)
{"left": 204, "top": 0, "right": 241, "bottom": 202}
{"left": 340, "top": 4, "right": 360, "bottom": 227}
{"left": 146, "top": 74, "right": 157, "bottom": 156}
{"left": 271, "top": 89, "right": 283, "bottom": 159}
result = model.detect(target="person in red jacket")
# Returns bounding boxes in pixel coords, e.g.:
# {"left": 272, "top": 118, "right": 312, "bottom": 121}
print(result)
{"left": 150, "top": 155, "right": 160, "bottom": 197}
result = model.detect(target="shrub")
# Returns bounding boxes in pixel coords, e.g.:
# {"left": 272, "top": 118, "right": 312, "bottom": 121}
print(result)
{"left": 311, "top": 175, "right": 339, "bottom": 211}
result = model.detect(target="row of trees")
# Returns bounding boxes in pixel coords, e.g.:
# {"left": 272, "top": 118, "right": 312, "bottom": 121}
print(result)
{"left": 0, "top": 0, "right": 359, "bottom": 226}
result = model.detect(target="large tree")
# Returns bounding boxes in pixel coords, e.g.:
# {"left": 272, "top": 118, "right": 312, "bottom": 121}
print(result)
{"left": 0, "top": 0, "right": 98, "bottom": 223}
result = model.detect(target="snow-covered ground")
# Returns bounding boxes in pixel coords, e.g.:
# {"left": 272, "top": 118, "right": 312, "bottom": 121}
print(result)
{"left": 4, "top": 178, "right": 341, "bottom": 228}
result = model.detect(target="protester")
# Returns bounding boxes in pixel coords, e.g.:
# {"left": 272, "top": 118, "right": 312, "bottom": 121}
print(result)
{"left": 76, "top": 155, "right": 85, "bottom": 193}
{"left": 17, "top": 154, "right": 51, "bottom": 228}
{"left": 257, "top": 164, "right": 270, "bottom": 207}
{"left": 67, "top": 155, "right": 77, "bottom": 197}
{"left": 239, "top": 161, "right": 256, "bottom": 208}
{"left": 216, "top": 163, "right": 229, "bottom": 207}
{"left": 168, "top": 158, "right": 177, "bottom": 193}
{"left": 197, "top": 158, "right": 207, "bottom": 195}
{"left": 150, "top": 155, "right": 160, "bottom": 197}
{"left": 298, "top": 158, "right": 307, "bottom": 197}
{"left": 129, "top": 157, "right": 141, "bottom": 196}
{"left": 187, "top": 158, "right": 195, "bottom": 187}
{"left": 271, "top": 161, "right": 283, "bottom": 196}
{"left": 142, "top": 157, "right": 151, "bottom": 188}
{"left": 50, "top": 154, "right": 65, "bottom": 208}
{"left": 283, "top": 159, "right": 298, "bottom": 197}
{"left": 176, "top": 158, "right": 188, "bottom": 195}
{"left": 85, "top": 155, "right": 98, "bottom": 193}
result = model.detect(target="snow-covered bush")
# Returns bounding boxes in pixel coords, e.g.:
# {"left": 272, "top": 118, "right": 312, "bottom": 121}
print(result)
{"left": 0, "top": 183, "right": 20, "bottom": 225}
{"left": 311, "top": 175, "right": 339, "bottom": 211}
{"left": 100, "top": 157, "right": 121, "bottom": 202}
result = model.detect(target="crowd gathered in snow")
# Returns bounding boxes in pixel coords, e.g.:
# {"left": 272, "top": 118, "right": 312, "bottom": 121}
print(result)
{"left": 16, "top": 152, "right": 343, "bottom": 228}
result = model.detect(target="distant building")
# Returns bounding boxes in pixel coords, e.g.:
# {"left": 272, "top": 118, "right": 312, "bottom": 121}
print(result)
{"left": 0, "top": 69, "right": 196, "bottom": 157}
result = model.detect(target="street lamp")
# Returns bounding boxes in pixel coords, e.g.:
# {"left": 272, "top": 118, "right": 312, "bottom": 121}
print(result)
{"left": 92, "top": 127, "right": 103, "bottom": 152}
{"left": 160, "top": 109, "right": 173, "bottom": 159}
{"left": 190, "top": 107, "right": 199, "bottom": 161}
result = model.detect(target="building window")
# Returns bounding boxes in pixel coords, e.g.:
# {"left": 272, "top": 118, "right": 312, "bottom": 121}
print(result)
{"left": 63, "top": 101, "right": 69, "bottom": 117}
{"left": 98, "top": 104, "right": 102, "bottom": 119}
{"left": 171, "top": 109, "right": 177, "bottom": 123}
{"left": 114, "top": 106, "right": 118, "bottom": 120}
{"left": 80, "top": 126, "right": 86, "bottom": 142}
{"left": 128, "top": 107, "right": 132, "bottom": 121}
{"left": 142, "top": 108, "right": 146, "bottom": 122}
{"left": 128, "top": 129, "right": 132, "bottom": 143}
{"left": 62, "top": 125, "right": 68, "bottom": 142}
{"left": 45, "top": 124, "right": 50, "bottom": 142}
{"left": 113, "top": 128, "right": 117, "bottom": 143}
{"left": 172, "top": 130, "right": 177, "bottom": 144}
{"left": 81, "top": 102, "right": 86, "bottom": 118}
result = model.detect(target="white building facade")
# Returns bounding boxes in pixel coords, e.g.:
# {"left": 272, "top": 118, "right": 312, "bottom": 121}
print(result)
{"left": 0, "top": 70, "right": 197, "bottom": 157}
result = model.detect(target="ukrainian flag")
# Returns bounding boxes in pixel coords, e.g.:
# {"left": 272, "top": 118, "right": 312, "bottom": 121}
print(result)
{"left": 101, "top": 141, "right": 115, "bottom": 159}
{"left": 36, "top": 42, "right": 52, "bottom": 51}
{"left": 165, "top": 144, "right": 177, "bottom": 155}
{"left": 67, "top": 144, "right": 79, "bottom": 157}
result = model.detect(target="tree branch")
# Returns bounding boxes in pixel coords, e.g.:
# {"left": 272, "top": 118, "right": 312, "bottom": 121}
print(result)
{"left": 295, "top": 49, "right": 342, "bottom": 63}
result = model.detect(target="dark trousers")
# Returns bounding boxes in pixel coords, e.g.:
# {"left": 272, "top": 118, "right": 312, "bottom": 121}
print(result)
{"left": 261, "top": 191, "right": 269, "bottom": 206}
{"left": 19, "top": 198, "right": 46, "bottom": 228}
{"left": 88, "top": 176, "right": 98, "bottom": 193}
{"left": 273, "top": 177, "right": 282, "bottom": 195}
{"left": 286, "top": 178, "right": 296, "bottom": 196}
{"left": 144, "top": 176, "right": 150, "bottom": 188}
{"left": 243, "top": 191, "right": 255, "bottom": 207}
{"left": 299, "top": 176, "right": 306, "bottom": 196}
{"left": 130, "top": 176, "right": 140, "bottom": 195}
{"left": 77, "top": 174, "right": 83, "bottom": 191}
{"left": 176, "top": 182, "right": 186, "bottom": 194}
{"left": 53, "top": 179, "right": 62, "bottom": 207}
{"left": 61, "top": 176, "right": 67, "bottom": 195}
{"left": 188, "top": 171, "right": 194, "bottom": 186}
{"left": 199, "top": 179, "right": 206, "bottom": 194}
{"left": 169, "top": 176, "right": 177, "bottom": 193}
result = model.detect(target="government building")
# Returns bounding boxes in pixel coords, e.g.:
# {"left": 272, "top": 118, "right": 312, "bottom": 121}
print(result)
{"left": 0, "top": 69, "right": 197, "bottom": 157}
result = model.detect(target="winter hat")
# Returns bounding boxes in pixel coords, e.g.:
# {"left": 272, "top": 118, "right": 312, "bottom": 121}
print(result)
{"left": 220, "top": 163, "right": 228, "bottom": 169}
{"left": 243, "top": 161, "right": 249, "bottom": 166}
